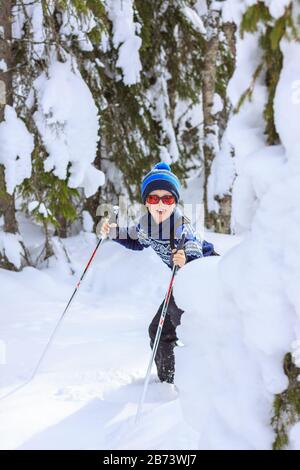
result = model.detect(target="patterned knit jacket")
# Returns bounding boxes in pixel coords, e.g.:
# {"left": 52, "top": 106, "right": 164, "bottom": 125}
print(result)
{"left": 108, "top": 207, "right": 204, "bottom": 269}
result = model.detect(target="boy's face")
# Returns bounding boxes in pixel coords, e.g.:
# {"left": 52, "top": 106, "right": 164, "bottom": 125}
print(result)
{"left": 145, "top": 189, "right": 176, "bottom": 224}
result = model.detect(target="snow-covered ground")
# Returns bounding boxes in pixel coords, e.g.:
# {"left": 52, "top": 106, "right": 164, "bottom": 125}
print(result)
{"left": 0, "top": 227, "right": 238, "bottom": 450}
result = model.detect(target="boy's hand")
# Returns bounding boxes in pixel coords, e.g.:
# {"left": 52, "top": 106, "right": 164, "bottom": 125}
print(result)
{"left": 172, "top": 249, "right": 186, "bottom": 268}
{"left": 100, "top": 219, "right": 117, "bottom": 237}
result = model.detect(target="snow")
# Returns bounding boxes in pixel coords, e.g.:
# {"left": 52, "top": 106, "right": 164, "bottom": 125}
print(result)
{"left": 227, "top": 31, "right": 264, "bottom": 110}
{"left": 181, "top": 5, "right": 206, "bottom": 35}
{"left": 82, "top": 211, "right": 94, "bottom": 233}
{"left": 106, "top": 0, "right": 142, "bottom": 86}
{"left": 29, "top": 0, "right": 46, "bottom": 58}
{"left": 207, "top": 132, "right": 236, "bottom": 213}
{"left": 27, "top": 201, "right": 51, "bottom": 220}
{"left": 0, "top": 59, "right": 7, "bottom": 72}
{"left": 12, "top": 0, "right": 46, "bottom": 58}
{"left": 221, "top": 0, "right": 291, "bottom": 23}
{"left": 274, "top": 38, "right": 300, "bottom": 165}
{"left": 59, "top": 1, "right": 96, "bottom": 52}
{"left": 146, "top": 49, "right": 180, "bottom": 163}
{"left": 33, "top": 56, "right": 105, "bottom": 198}
{"left": 38, "top": 203, "right": 49, "bottom": 218}
{"left": 221, "top": 0, "right": 256, "bottom": 24}
{"left": 231, "top": 145, "right": 286, "bottom": 232}
{"left": 0, "top": 340, "right": 5, "bottom": 365}
{"left": 292, "top": 340, "right": 300, "bottom": 368}
{"left": 28, "top": 201, "right": 40, "bottom": 212}
{"left": 171, "top": 13, "right": 300, "bottom": 447}
{"left": 226, "top": 29, "right": 270, "bottom": 233}
{"left": 1, "top": 0, "right": 300, "bottom": 451}
{"left": 11, "top": 4, "right": 24, "bottom": 40}
{"left": 174, "top": 257, "right": 273, "bottom": 449}
{"left": 0, "top": 105, "right": 34, "bottom": 195}
{"left": 175, "top": 155, "right": 300, "bottom": 449}
{"left": 195, "top": 1, "right": 208, "bottom": 16}
{"left": 0, "top": 232, "right": 24, "bottom": 270}
{"left": 265, "top": 0, "right": 291, "bottom": 19}
{"left": 212, "top": 93, "right": 223, "bottom": 115}
{"left": 0, "top": 225, "right": 236, "bottom": 450}
{"left": 174, "top": 97, "right": 203, "bottom": 170}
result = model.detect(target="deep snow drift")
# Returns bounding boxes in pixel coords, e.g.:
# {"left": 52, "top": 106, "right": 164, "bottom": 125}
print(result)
{"left": 1, "top": 205, "right": 299, "bottom": 449}
{"left": 0, "top": 223, "right": 238, "bottom": 450}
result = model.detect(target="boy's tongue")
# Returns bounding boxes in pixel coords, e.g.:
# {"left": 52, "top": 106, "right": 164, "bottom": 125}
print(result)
{"left": 157, "top": 209, "right": 165, "bottom": 222}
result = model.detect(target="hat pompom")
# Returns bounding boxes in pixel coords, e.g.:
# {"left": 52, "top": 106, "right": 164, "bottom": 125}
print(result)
{"left": 154, "top": 162, "right": 171, "bottom": 172}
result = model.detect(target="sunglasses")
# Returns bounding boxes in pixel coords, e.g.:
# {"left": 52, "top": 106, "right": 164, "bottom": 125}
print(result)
{"left": 146, "top": 194, "right": 175, "bottom": 205}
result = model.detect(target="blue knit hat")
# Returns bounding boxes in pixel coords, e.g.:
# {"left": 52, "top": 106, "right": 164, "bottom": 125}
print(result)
{"left": 141, "top": 162, "right": 181, "bottom": 204}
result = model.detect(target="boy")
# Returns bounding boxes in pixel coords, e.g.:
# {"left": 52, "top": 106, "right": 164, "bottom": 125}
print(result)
{"left": 100, "top": 162, "right": 203, "bottom": 384}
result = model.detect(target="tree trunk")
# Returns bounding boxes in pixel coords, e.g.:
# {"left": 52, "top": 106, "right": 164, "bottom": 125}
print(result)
{"left": 202, "top": 7, "right": 236, "bottom": 234}
{"left": 0, "top": 1, "right": 21, "bottom": 270}
{"left": 202, "top": 7, "right": 220, "bottom": 231}
{"left": 213, "top": 21, "right": 236, "bottom": 234}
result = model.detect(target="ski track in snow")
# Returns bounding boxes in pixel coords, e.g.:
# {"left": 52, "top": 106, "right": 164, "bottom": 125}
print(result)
{"left": 0, "top": 231, "right": 239, "bottom": 449}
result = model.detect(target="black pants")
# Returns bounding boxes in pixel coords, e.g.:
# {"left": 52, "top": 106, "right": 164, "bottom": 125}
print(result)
{"left": 148, "top": 291, "right": 184, "bottom": 384}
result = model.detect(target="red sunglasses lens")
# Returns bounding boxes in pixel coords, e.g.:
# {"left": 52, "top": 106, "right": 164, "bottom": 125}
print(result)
{"left": 162, "top": 195, "right": 175, "bottom": 205}
{"left": 146, "top": 195, "right": 175, "bottom": 205}
{"left": 147, "top": 195, "right": 160, "bottom": 204}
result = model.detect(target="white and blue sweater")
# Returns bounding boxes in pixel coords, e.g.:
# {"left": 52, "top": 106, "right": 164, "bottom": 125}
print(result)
{"left": 109, "top": 207, "right": 204, "bottom": 269}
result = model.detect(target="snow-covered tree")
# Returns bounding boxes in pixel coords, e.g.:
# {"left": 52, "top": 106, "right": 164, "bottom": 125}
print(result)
{"left": 221, "top": 0, "right": 300, "bottom": 449}
{"left": 0, "top": 0, "right": 34, "bottom": 270}
{"left": 1, "top": 1, "right": 211, "bottom": 268}
{"left": 1, "top": 0, "right": 106, "bottom": 265}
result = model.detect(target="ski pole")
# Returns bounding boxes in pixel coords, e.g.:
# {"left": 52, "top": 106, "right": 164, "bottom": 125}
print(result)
{"left": 0, "top": 207, "right": 119, "bottom": 402}
{"left": 135, "top": 229, "right": 187, "bottom": 423}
